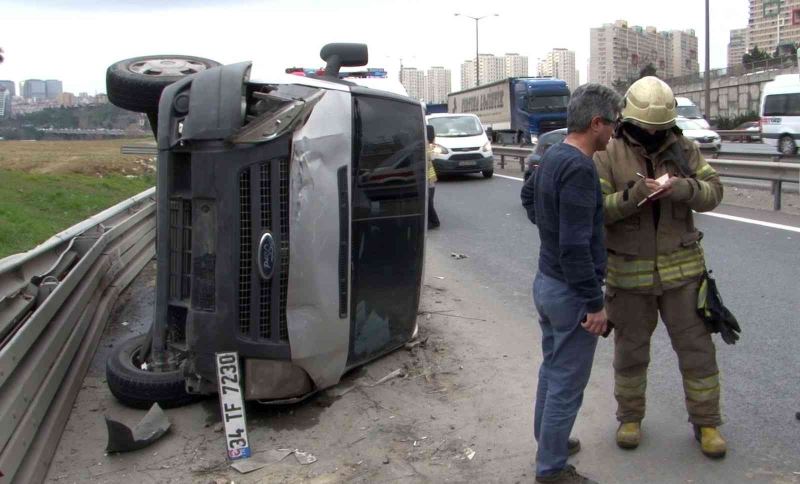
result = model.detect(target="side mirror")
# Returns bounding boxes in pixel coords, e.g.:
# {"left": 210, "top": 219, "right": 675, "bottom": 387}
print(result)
{"left": 320, "top": 43, "right": 368, "bottom": 78}
{"left": 426, "top": 125, "right": 435, "bottom": 143}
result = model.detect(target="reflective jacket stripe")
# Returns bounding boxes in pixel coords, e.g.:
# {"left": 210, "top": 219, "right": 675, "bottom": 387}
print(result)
{"left": 607, "top": 245, "right": 705, "bottom": 289}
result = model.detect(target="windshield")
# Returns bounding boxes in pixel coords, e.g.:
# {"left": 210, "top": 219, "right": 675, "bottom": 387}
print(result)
{"left": 526, "top": 95, "right": 569, "bottom": 113}
{"left": 677, "top": 118, "right": 703, "bottom": 131}
{"left": 429, "top": 116, "right": 484, "bottom": 137}
{"left": 677, "top": 105, "right": 702, "bottom": 118}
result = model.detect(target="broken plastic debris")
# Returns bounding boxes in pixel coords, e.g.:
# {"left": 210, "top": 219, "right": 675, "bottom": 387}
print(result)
{"left": 327, "top": 382, "right": 358, "bottom": 398}
{"left": 370, "top": 368, "right": 404, "bottom": 386}
{"left": 105, "top": 403, "right": 171, "bottom": 453}
{"left": 294, "top": 449, "right": 317, "bottom": 465}
{"left": 404, "top": 337, "right": 428, "bottom": 350}
{"left": 265, "top": 448, "right": 295, "bottom": 462}
{"left": 450, "top": 253, "right": 468, "bottom": 260}
{"left": 464, "top": 447, "right": 476, "bottom": 460}
{"left": 231, "top": 459, "right": 269, "bottom": 474}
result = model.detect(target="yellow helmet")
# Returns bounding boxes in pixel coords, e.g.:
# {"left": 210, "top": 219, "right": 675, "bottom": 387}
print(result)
{"left": 622, "top": 76, "right": 677, "bottom": 130}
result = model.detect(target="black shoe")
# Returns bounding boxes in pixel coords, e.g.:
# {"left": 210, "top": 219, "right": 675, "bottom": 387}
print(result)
{"left": 536, "top": 464, "right": 598, "bottom": 483}
{"left": 567, "top": 437, "right": 581, "bottom": 456}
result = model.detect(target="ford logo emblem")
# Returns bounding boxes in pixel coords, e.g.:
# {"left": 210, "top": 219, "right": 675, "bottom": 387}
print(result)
{"left": 257, "top": 232, "right": 276, "bottom": 280}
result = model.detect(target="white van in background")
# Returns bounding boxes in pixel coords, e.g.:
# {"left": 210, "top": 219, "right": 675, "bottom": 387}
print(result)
{"left": 760, "top": 74, "right": 800, "bottom": 155}
{"left": 426, "top": 113, "right": 494, "bottom": 178}
{"left": 675, "top": 97, "right": 710, "bottom": 129}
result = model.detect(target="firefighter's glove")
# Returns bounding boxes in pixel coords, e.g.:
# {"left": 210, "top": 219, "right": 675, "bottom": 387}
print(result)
{"left": 630, "top": 178, "right": 651, "bottom": 204}
{"left": 667, "top": 177, "right": 694, "bottom": 202}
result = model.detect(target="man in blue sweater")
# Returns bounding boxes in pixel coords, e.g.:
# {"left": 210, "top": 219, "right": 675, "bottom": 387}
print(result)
{"left": 521, "top": 84, "right": 621, "bottom": 484}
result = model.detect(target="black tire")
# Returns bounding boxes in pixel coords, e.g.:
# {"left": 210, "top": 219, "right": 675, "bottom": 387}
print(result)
{"left": 523, "top": 169, "right": 531, "bottom": 182}
{"left": 106, "top": 334, "right": 199, "bottom": 409}
{"left": 779, "top": 134, "right": 797, "bottom": 156}
{"left": 482, "top": 169, "right": 494, "bottom": 178}
{"left": 106, "top": 55, "right": 221, "bottom": 113}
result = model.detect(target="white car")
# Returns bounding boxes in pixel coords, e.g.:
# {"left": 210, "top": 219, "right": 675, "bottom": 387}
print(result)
{"left": 676, "top": 117, "right": 721, "bottom": 152}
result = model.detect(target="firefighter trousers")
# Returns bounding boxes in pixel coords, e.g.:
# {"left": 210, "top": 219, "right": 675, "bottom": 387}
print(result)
{"left": 606, "top": 280, "right": 722, "bottom": 427}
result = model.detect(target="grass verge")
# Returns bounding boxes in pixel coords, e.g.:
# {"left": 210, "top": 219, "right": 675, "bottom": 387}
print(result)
{"left": 0, "top": 170, "right": 155, "bottom": 259}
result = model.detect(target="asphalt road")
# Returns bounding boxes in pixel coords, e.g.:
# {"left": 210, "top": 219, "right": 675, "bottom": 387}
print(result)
{"left": 431, "top": 173, "right": 800, "bottom": 483}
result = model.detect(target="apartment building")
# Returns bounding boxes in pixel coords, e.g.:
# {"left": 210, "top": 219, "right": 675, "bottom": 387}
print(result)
{"left": 589, "top": 20, "right": 698, "bottom": 86}
{"left": 504, "top": 53, "right": 529, "bottom": 78}
{"left": 538, "top": 48, "right": 580, "bottom": 91}
{"left": 400, "top": 67, "right": 426, "bottom": 101}
{"left": 425, "top": 67, "right": 451, "bottom": 104}
{"left": 728, "top": 28, "right": 749, "bottom": 67}
{"left": 747, "top": 0, "right": 800, "bottom": 53}
{"left": 460, "top": 53, "right": 529, "bottom": 90}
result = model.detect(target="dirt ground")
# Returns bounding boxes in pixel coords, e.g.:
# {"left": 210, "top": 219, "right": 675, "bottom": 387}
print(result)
{"left": 0, "top": 139, "right": 155, "bottom": 176}
{"left": 45, "top": 254, "right": 554, "bottom": 484}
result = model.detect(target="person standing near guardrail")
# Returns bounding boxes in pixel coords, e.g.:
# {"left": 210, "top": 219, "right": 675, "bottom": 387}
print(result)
{"left": 522, "top": 84, "right": 621, "bottom": 484}
{"left": 592, "top": 77, "right": 726, "bottom": 459}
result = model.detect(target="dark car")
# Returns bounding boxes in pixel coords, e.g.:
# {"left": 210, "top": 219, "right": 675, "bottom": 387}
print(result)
{"left": 523, "top": 128, "right": 567, "bottom": 181}
{"left": 734, "top": 121, "right": 760, "bottom": 143}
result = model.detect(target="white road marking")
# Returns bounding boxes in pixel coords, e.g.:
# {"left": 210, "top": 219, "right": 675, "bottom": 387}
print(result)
{"left": 495, "top": 174, "right": 524, "bottom": 181}
{"left": 495, "top": 172, "right": 800, "bottom": 233}
{"left": 697, "top": 212, "right": 800, "bottom": 233}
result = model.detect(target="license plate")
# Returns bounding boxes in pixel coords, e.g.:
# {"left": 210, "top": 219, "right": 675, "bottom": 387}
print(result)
{"left": 215, "top": 352, "right": 251, "bottom": 460}
{"left": 458, "top": 160, "right": 476, "bottom": 166}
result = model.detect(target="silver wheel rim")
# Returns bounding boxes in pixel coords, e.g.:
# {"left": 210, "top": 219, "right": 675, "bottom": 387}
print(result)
{"left": 129, "top": 58, "right": 211, "bottom": 78}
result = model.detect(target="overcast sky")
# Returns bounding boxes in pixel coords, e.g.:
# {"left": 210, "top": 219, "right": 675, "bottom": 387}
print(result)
{"left": 1, "top": 0, "right": 748, "bottom": 95}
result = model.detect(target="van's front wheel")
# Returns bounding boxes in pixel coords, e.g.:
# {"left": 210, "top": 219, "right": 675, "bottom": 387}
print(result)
{"left": 779, "top": 135, "right": 797, "bottom": 155}
{"left": 106, "top": 334, "right": 199, "bottom": 409}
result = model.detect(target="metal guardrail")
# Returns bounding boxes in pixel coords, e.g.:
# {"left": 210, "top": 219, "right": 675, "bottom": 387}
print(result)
{"left": 492, "top": 146, "right": 800, "bottom": 210}
{"left": 121, "top": 144, "right": 158, "bottom": 156}
{"left": 0, "top": 188, "right": 156, "bottom": 484}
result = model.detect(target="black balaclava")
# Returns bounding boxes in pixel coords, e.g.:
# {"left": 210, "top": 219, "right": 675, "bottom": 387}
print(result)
{"left": 621, "top": 122, "right": 669, "bottom": 154}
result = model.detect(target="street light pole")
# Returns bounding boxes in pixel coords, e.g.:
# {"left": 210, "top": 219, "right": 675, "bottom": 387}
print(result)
{"left": 455, "top": 13, "right": 499, "bottom": 87}
{"left": 704, "top": 0, "right": 710, "bottom": 122}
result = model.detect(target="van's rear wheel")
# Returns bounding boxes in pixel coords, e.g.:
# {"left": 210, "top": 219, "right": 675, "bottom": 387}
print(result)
{"left": 779, "top": 135, "right": 797, "bottom": 156}
{"left": 106, "top": 334, "right": 199, "bottom": 409}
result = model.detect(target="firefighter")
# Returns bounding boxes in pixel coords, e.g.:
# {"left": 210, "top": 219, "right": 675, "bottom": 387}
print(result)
{"left": 593, "top": 77, "right": 726, "bottom": 458}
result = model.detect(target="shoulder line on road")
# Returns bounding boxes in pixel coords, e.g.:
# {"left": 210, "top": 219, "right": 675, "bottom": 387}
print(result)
{"left": 495, "top": 174, "right": 524, "bottom": 182}
{"left": 495, "top": 173, "right": 800, "bottom": 232}
{"left": 697, "top": 212, "right": 800, "bottom": 233}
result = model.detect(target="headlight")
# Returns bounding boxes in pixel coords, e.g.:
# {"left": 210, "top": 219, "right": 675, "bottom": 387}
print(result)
{"left": 481, "top": 141, "right": 491, "bottom": 153}
{"left": 530, "top": 135, "right": 539, "bottom": 145}
{"left": 432, "top": 143, "right": 449, "bottom": 155}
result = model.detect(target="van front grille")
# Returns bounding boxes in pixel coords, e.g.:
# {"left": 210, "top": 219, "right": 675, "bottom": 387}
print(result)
{"left": 239, "top": 170, "right": 252, "bottom": 335}
{"left": 238, "top": 158, "right": 290, "bottom": 343}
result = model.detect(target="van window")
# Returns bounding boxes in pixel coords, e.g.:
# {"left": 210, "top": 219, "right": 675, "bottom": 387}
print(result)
{"left": 677, "top": 105, "right": 702, "bottom": 118}
{"left": 348, "top": 94, "right": 425, "bottom": 366}
{"left": 763, "top": 93, "right": 800, "bottom": 116}
{"left": 429, "top": 115, "right": 483, "bottom": 137}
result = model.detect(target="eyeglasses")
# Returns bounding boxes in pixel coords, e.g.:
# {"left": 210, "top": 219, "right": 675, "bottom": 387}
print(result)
{"left": 600, "top": 116, "right": 621, "bottom": 128}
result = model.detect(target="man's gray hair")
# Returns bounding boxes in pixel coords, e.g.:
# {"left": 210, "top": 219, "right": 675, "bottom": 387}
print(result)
{"left": 566, "top": 83, "right": 622, "bottom": 133}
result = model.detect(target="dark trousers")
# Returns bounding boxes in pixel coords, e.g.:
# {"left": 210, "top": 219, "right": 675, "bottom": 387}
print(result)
{"left": 428, "top": 186, "right": 440, "bottom": 228}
